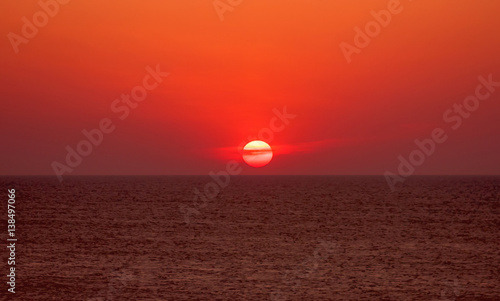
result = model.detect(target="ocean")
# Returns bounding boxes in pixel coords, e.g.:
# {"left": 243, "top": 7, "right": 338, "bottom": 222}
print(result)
{"left": 1, "top": 176, "right": 499, "bottom": 300}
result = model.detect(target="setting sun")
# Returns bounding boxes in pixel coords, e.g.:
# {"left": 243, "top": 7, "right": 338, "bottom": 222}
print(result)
{"left": 242, "top": 140, "right": 273, "bottom": 168}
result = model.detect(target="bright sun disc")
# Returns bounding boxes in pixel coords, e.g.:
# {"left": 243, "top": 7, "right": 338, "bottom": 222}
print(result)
{"left": 242, "top": 140, "right": 273, "bottom": 168}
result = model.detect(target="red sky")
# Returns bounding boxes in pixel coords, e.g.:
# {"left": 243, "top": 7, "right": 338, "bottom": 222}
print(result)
{"left": 1, "top": 0, "right": 500, "bottom": 176}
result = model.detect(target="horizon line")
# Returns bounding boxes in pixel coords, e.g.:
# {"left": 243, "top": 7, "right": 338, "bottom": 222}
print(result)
{"left": 1, "top": 174, "right": 499, "bottom": 177}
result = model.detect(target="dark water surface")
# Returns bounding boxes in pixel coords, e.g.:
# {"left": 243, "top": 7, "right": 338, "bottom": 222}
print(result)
{"left": 1, "top": 176, "right": 499, "bottom": 300}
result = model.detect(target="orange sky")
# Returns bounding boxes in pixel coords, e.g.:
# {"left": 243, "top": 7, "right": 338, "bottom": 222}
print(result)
{"left": 1, "top": 0, "right": 499, "bottom": 176}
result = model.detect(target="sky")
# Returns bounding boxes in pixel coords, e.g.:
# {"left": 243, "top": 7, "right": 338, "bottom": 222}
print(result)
{"left": 1, "top": 0, "right": 500, "bottom": 176}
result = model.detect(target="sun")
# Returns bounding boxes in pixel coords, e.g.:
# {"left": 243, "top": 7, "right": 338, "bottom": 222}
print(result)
{"left": 242, "top": 140, "right": 273, "bottom": 168}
